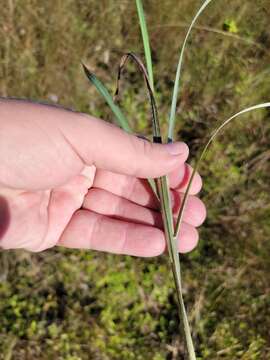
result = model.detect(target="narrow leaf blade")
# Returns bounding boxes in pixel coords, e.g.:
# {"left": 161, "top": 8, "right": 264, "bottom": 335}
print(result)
{"left": 168, "top": 0, "right": 214, "bottom": 140}
{"left": 175, "top": 103, "right": 270, "bottom": 239}
{"left": 82, "top": 63, "right": 131, "bottom": 133}
{"left": 136, "top": 0, "right": 154, "bottom": 90}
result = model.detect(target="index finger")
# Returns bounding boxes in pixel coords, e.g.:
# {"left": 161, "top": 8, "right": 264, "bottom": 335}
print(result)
{"left": 92, "top": 162, "right": 202, "bottom": 210}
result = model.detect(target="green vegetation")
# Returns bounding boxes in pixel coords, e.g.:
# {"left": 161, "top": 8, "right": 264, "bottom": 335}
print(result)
{"left": 0, "top": 0, "right": 270, "bottom": 359}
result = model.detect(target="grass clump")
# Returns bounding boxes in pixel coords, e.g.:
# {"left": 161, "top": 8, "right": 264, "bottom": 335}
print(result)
{"left": 83, "top": 1, "right": 270, "bottom": 358}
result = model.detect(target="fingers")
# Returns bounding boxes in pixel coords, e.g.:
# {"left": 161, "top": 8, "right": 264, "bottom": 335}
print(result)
{"left": 178, "top": 222, "right": 199, "bottom": 253}
{"left": 59, "top": 113, "right": 189, "bottom": 178}
{"left": 58, "top": 210, "right": 164, "bottom": 257}
{"left": 0, "top": 100, "right": 188, "bottom": 190}
{"left": 171, "top": 191, "right": 206, "bottom": 227}
{"left": 169, "top": 163, "right": 202, "bottom": 194}
{"left": 83, "top": 188, "right": 206, "bottom": 228}
{"left": 58, "top": 210, "right": 199, "bottom": 256}
{"left": 93, "top": 169, "right": 159, "bottom": 209}
{"left": 84, "top": 188, "right": 161, "bottom": 227}
{"left": 92, "top": 163, "right": 202, "bottom": 210}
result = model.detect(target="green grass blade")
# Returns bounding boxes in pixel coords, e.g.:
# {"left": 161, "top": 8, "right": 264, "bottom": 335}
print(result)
{"left": 136, "top": 0, "right": 154, "bottom": 90}
{"left": 168, "top": 0, "right": 214, "bottom": 140}
{"left": 82, "top": 63, "right": 131, "bottom": 133}
{"left": 174, "top": 102, "right": 270, "bottom": 239}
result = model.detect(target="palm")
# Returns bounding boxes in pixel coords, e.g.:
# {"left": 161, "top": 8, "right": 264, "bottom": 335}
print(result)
{"left": 1, "top": 166, "right": 96, "bottom": 251}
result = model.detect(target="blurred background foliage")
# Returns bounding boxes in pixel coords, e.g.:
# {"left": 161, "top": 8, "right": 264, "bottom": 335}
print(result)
{"left": 0, "top": 0, "right": 270, "bottom": 359}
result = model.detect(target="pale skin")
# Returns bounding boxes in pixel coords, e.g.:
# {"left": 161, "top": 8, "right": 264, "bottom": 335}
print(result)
{"left": 0, "top": 98, "right": 206, "bottom": 256}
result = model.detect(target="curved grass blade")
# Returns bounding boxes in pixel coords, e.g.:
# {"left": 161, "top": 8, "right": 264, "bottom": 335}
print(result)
{"left": 175, "top": 102, "right": 270, "bottom": 239}
{"left": 136, "top": 0, "right": 154, "bottom": 90}
{"left": 114, "top": 52, "right": 162, "bottom": 200}
{"left": 82, "top": 63, "right": 131, "bottom": 133}
{"left": 114, "top": 52, "right": 160, "bottom": 138}
{"left": 168, "top": 0, "right": 214, "bottom": 140}
{"left": 153, "top": 23, "right": 264, "bottom": 50}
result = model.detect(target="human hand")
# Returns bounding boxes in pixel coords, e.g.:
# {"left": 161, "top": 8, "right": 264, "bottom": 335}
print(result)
{"left": 0, "top": 99, "right": 206, "bottom": 256}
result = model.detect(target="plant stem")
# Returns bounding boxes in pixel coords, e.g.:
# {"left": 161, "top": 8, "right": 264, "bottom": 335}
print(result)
{"left": 156, "top": 175, "right": 196, "bottom": 360}
{"left": 135, "top": 1, "right": 197, "bottom": 356}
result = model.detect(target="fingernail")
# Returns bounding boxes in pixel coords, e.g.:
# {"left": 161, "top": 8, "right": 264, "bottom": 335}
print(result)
{"left": 164, "top": 142, "right": 189, "bottom": 156}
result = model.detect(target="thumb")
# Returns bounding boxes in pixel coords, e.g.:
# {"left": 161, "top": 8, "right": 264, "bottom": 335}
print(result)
{"left": 60, "top": 113, "right": 189, "bottom": 178}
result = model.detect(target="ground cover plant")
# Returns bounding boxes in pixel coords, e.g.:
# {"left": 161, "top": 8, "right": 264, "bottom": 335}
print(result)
{"left": 0, "top": 0, "right": 270, "bottom": 359}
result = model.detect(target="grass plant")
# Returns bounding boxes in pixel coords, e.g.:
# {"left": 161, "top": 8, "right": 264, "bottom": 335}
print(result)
{"left": 1, "top": 0, "right": 268, "bottom": 359}
{"left": 83, "top": 1, "right": 270, "bottom": 358}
